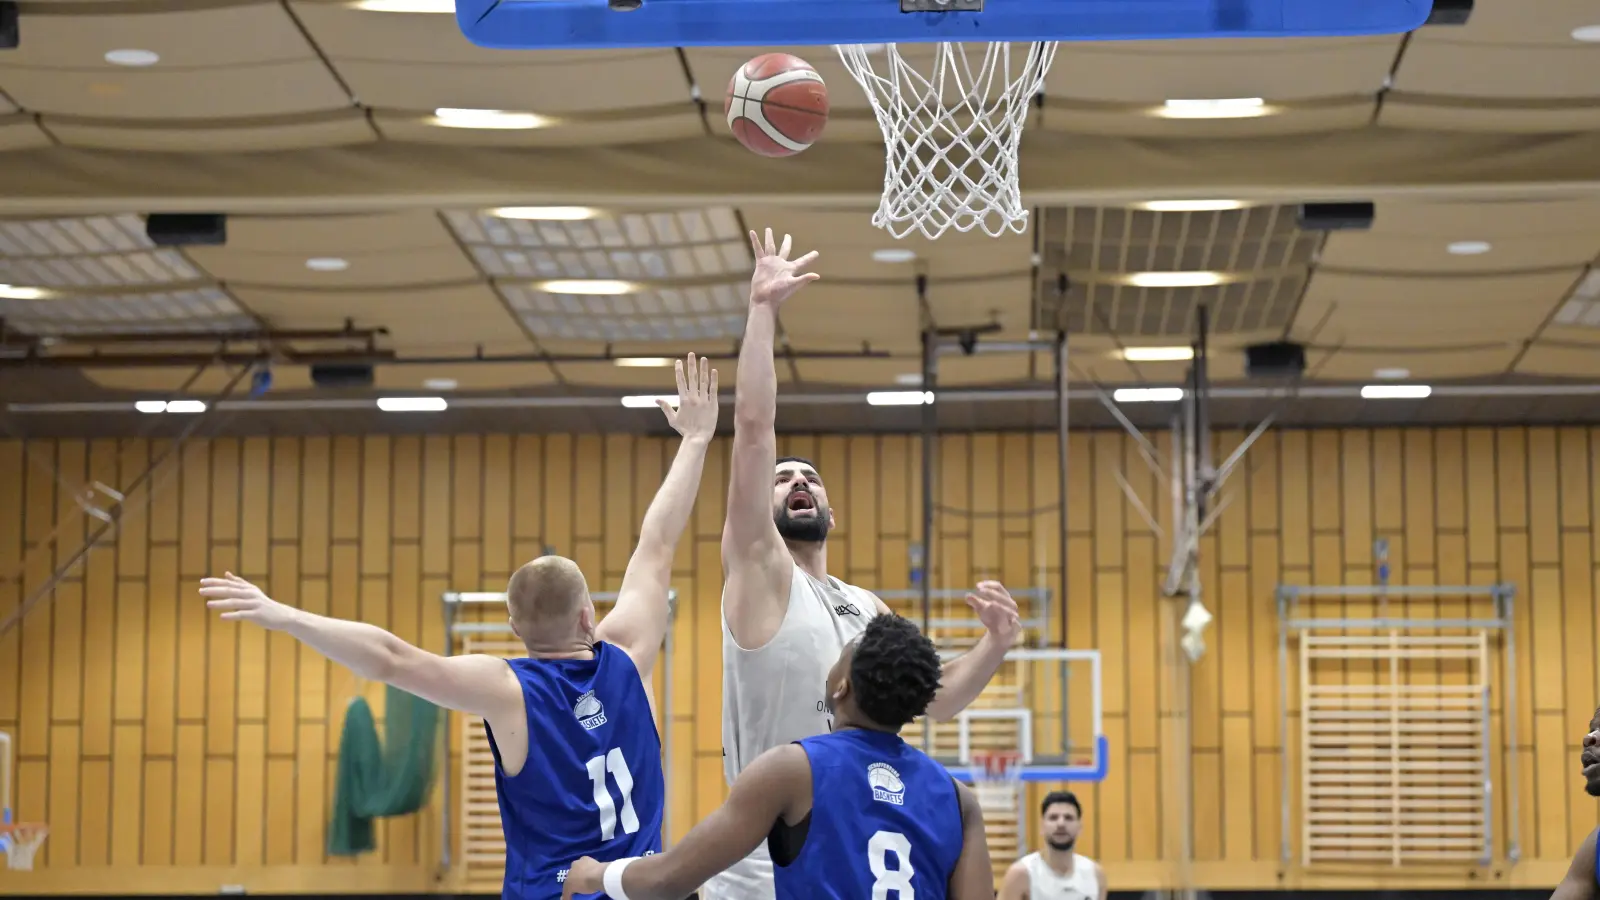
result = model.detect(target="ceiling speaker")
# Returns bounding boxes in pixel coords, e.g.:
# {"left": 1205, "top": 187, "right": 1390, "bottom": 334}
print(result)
{"left": 1244, "top": 341, "right": 1307, "bottom": 379}
{"left": 310, "top": 363, "right": 374, "bottom": 389}
{"left": 1296, "top": 202, "right": 1374, "bottom": 231}
{"left": 1426, "top": 0, "right": 1472, "bottom": 25}
{"left": 145, "top": 213, "right": 227, "bottom": 247}
{"left": 0, "top": 2, "right": 17, "bottom": 50}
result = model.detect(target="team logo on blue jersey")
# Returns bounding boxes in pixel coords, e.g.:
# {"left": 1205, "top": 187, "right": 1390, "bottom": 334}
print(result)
{"left": 574, "top": 690, "right": 607, "bottom": 730}
{"left": 867, "top": 762, "right": 905, "bottom": 806}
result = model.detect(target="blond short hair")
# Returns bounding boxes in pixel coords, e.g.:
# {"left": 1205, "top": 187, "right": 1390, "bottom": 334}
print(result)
{"left": 506, "top": 555, "right": 590, "bottom": 633}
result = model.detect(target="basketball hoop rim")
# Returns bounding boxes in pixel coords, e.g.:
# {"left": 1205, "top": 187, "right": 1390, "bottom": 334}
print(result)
{"left": 967, "top": 749, "right": 1026, "bottom": 784}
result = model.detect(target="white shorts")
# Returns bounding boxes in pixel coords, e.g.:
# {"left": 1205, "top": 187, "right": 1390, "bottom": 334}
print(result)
{"left": 698, "top": 841, "right": 775, "bottom": 900}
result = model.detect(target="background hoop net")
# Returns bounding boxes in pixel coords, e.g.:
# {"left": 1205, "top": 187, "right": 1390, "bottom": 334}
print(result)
{"left": 1, "top": 823, "right": 48, "bottom": 870}
{"left": 836, "top": 41, "right": 1058, "bottom": 240}
{"left": 968, "top": 749, "right": 1025, "bottom": 806}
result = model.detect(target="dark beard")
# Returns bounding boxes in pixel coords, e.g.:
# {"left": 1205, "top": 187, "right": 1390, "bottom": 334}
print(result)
{"left": 1046, "top": 837, "right": 1076, "bottom": 852}
{"left": 775, "top": 508, "right": 830, "bottom": 542}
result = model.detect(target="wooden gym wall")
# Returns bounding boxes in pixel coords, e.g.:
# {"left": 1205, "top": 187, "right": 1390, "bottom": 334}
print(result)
{"left": 0, "top": 427, "right": 1597, "bottom": 894}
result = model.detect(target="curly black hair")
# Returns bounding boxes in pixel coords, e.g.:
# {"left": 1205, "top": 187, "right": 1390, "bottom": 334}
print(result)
{"left": 849, "top": 613, "right": 942, "bottom": 729}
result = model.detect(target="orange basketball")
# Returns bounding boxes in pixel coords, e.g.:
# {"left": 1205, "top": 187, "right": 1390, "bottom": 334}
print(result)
{"left": 724, "top": 53, "right": 830, "bottom": 157}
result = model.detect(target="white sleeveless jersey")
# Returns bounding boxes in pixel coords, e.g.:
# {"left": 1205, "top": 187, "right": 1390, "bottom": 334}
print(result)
{"left": 701, "top": 562, "right": 879, "bottom": 900}
{"left": 1019, "top": 851, "right": 1101, "bottom": 900}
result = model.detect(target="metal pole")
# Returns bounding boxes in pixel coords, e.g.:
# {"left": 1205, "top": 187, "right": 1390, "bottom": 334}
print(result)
{"left": 1501, "top": 586, "right": 1521, "bottom": 863}
{"left": 1054, "top": 329, "right": 1069, "bottom": 648}
{"left": 919, "top": 328, "right": 937, "bottom": 637}
{"left": 441, "top": 593, "right": 455, "bottom": 873}
{"left": 1278, "top": 588, "right": 1291, "bottom": 866}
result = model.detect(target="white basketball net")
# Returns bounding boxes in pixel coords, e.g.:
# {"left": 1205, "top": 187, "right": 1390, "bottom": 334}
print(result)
{"left": 836, "top": 41, "right": 1058, "bottom": 240}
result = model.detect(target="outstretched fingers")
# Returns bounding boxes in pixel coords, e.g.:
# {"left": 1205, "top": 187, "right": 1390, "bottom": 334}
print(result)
{"left": 790, "top": 249, "right": 820, "bottom": 273}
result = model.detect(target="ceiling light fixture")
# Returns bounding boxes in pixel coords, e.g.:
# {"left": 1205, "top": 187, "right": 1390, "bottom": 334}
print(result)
{"left": 894, "top": 373, "right": 923, "bottom": 386}
{"left": 871, "top": 249, "right": 917, "bottom": 263}
{"left": 1123, "top": 271, "right": 1229, "bottom": 288}
{"left": 1572, "top": 24, "right": 1600, "bottom": 42}
{"left": 134, "top": 400, "right": 166, "bottom": 414}
{"left": 1140, "top": 200, "right": 1247, "bottom": 212}
{"left": 305, "top": 257, "right": 350, "bottom": 272}
{"left": 1361, "top": 384, "right": 1431, "bottom": 400}
{"left": 104, "top": 49, "right": 161, "bottom": 67}
{"left": 350, "top": 0, "right": 454, "bottom": 10}
{"left": 1157, "top": 97, "right": 1269, "bottom": 119}
{"left": 614, "top": 357, "right": 674, "bottom": 368}
{"left": 431, "top": 108, "right": 551, "bottom": 130}
{"left": 377, "top": 397, "right": 448, "bottom": 412}
{"left": 1118, "top": 346, "right": 1194, "bottom": 362}
{"left": 1113, "top": 387, "right": 1184, "bottom": 403}
{"left": 423, "top": 378, "right": 459, "bottom": 390}
{"left": 1446, "top": 241, "right": 1491, "bottom": 256}
{"left": 536, "top": 279, "right": 641, "bottom": 295}
{"left": 621, "top": 394, "right": 676, "bottom": 409}
{"left": 136, "top": 399, "right": 206, "bottom": 413}
{"left": 866, "top": 390, "right": 934, "bottom": 406}
{"left": 491, "top": 206, "right": 602, "bottom": 220}
{"left": 0, "top": 284, "right": 49, "bottom": 300}
{"left": 1373, "top": 367, "right": 1410, "bottom": 380}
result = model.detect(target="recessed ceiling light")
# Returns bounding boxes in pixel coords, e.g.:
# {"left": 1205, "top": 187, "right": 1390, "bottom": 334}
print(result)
{"left": 536, "top": 279, "right": 641, "bottom": 295}
{"left": 621, "top": 394, "right": 676, "bottom": 409}
{"left": 134, "top": 400, "right": 167, "bottom": 414}
{"left": 0, "top": 284, "right": 49, "bottom": 300}
{"left": 1123, "top": 271, "right": 1229, "bottom": 288}
{"left": 377, "top": 397, "right": 448, "bottom": 412}
{"left": 1140, "top": 200, "right": 1246, "bottom": 212}
{"left": 1373, "top": 367, "right": 1410, "bottom": 380}
{"left": 1572, "top": 25, "right": 1600, "bottom": 42}
{"left": 614, "top": 357, "right": 674, "bottom": 368}
{"left": 350, "top": 0, "right": 454, "bottom": 10}
{"left": 1446, "top": 241, "right": 1491, "bottom": 256}
{"left": 305, "top": 257, "right": 349, "bottom": 272}
{"left": 866, "top": 390, "right": 934, "bottom": 406}
{"left": 431, "top": 108, "right": 551, "bottom": 130}
{"left": 1118, "top": 346, "right": 1194, "bottom": 362}
{"left": 1157, "top": 98, "right": 1269, "bottom": 119}
{"left": 1361, "top": 384, "right": 1431, "bottom": 400}
{"left": 491, "top": 206, "right": 601, "bottom": 220}
{"left": 105, "top": 49, "right": 161, "bottom": 67}
{"left": 1113, "top": 387, "right": 1184, "bottom": 403}
{"left": 423, "top": 378, "right": 458, "bottom": 390}
{"left": 894, "top": 373, "right": 923, "bottom": 386}
{"left": 872, "top": 249, "right": 917, "bottom": 263}
{"left": 136, "top": 399, "right": 205, "bottom": 414}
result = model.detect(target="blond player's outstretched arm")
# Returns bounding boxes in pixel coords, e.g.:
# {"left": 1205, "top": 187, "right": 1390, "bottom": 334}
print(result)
{"left": 197, "top": 574, "right": 522, "bottom": 723}
{"left": 595, "top": 353, "right": 718, "bottom": 678}
{"left": 721, "top": 227, "right": 820, "bottom": 650}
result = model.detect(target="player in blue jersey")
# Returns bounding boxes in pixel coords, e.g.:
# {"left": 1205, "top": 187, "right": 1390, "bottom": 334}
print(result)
{"left": 561, "top": 612, "right": 994, "bottom": 900}
{"left": 1548, "top": 706, "right": 1600, "bottom": 899}
{"left": 198, "top": 353, "right": 721, "bottom": 900}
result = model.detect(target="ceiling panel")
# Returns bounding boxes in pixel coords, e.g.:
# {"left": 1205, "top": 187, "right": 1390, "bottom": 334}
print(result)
{"left": 499, "top": 282, "right": 748, "bottom": 343}
{"left": 1309, "top": 346, "right": 1522, "bottom": 380}
{"left": 4, "top": 6, "right": 318, "bottom": 68}
{"left": 229, "top": 283, "right": 531, "bottom": 354}
{"left": 338, "top": 53, "right": 691, "bottom": 113}
{"left": 185, "top": 211, "right": 479, "bottom": 287}
{"left": 446, "top": 208, "right": 748, "bottom": 280}
{"left": 738, "top": 207, "right": 1033, "bottom": 281}
{"left": 1, "top": 64, "right": 352, "bottom": 119}
{"left": 45, "top": 112, "right": 377, "bottom": 152}
{"left": 1037, "top": 100, "right": 1374, "bottom": 137}
{"left": 0, "top": 287, "right": 257, "bottom": 335}
{"left": 1394, "top": 44, "right": 1600, "bottom": 100}
{"left": 775, "top": 283, "right": 919, "bottom": 352}
{"left": 1377, "top": 98, "right": 1600, "bottom": 134}
{"left": 1291, "top": 270, "right": 1576, "bottom": 347}
{"left": 0, "top": 116, "right": 49, "bottom": 151}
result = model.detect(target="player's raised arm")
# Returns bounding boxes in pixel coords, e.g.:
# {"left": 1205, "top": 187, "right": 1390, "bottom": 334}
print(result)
{"left": 198, "top": 573, "right": 520, "bottom": 720}
{"left": 947, "top": 781, "right": 996, "bottom": 900}
{"left": 876, "top": 579, "right": 1021, "bottom": 721}
{"left": 561, "top": 743, "right": 811, "bottom": 900}
{"left": 596, "top": 352, "right": 719, "bottom": 678}
{"left": 721, "top": 227, "right": 820, "bottom": 648}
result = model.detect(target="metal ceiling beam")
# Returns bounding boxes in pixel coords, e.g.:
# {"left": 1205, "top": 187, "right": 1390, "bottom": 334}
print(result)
{"left": 0, "top": 346, "right": 893, "bottom": 370}
{"left": 4, "top": 129, "right": 1600, "bottom": 214}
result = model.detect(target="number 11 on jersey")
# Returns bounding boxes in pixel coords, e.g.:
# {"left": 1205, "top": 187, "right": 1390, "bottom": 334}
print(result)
{"left": 586, "top": 748, "right": 640, "bottom": 841}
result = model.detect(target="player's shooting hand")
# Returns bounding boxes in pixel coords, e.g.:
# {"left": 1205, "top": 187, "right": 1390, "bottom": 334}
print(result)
{"left": 199, "top": 573, "right": 299, "bottom": 631}
{"left": 561, "top": 857, "right": 605, "bottom": 899}
{"left": 658, "top": 352, "right": 719, "bottom": 443}
{"left": 966, "top": 580, "right": 1022, "bottom": 647}
{"left": 748, "top": 227, "right": 820, "bottom": 308}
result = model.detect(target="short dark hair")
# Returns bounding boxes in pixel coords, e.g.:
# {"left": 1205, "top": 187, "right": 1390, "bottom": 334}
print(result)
{"left": 849, "top": 614, "right": 941, "bottom": 729}
{"left": 1041, "top": 790, "right": 1081, "bottom": 817}
{"left": 776, "top": 455, "right": 817, "bottom": 472}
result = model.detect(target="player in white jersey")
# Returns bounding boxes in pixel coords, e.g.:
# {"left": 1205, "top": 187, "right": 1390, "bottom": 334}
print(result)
{"left": 705, "top": 227, "right": 1025, "bottom": 900}
{"left": 999, "top": 791, "right": 1106, "bottom": 900}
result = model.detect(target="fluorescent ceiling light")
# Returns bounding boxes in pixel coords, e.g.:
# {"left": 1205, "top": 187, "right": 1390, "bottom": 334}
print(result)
{"left": 134, "top": 400, "right": 167, "bottom": 414}
{"left": 537, "top": 279, "right": 640, "bottom": 295}
{"left": 0, "top": 284, "right": 49, "bottom": 300}
{"left": 866, "top": 390, "right": 933, "bottom": 406}
{"left": 1572, "top": 25, "right": 1600, "bottom": 42}
{"left": 614, "top": 357, "right": 674, "bottom": 368}
{"left": 1446, "top": 241, "right": 1491, "bottom": 256}
{"left": 894, "top": 373, "right": 922, "bottom": 386}
{"left": 167, "top": 400, "right": 206, "bottom": 413}
{"left": 1140, "top": 200, "right": 1246, "bottom": 212}
{"left": 1118, "top": 346, "right": 1193, "bottom": 362}
{"left": 351, "top": 0, "right": 454, "bottom": 10}
{"left": 423, "top": 378, "right": 458, "bottom": 390}
{"left": 1124, "top": 271, "right": 1228, "bottom": 288}
{"left": 431, "top": 108, "right": 551, "bottom": 130}
{"left": 105, "top": 49, "right": 160, "bottom": 67}
{"left": 1113, "top": 387, "right": 1184, "bottom": 403}
{"left": 621, "top": 394, "right": 676, "bottom": 409}
{"left": 1372, "top": 367, "right": 1410, "bottom": 380}
{"left": 377, "top": 396, "right": 448, "bottom": 412}
{"left": 1361, "top": 384, "right": 1431, "bottom": 400}
{"left": 492, "top": 206, "right": 601, "bottom": 220}
{"left": 1158, "top": 98, "right": 1268, "bottom": 119}
{"left": 872, "top": 249, "right": 917, "bottom": 263}
{"left": 305, "top": 257, "right": 349, "bottom": 272}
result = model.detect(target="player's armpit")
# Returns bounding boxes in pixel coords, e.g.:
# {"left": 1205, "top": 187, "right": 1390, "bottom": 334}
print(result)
{"left": 948, "top": 781, "right": 996, "bottom": 900}
{"left": 995, "top": 860, "right": 1030, "bottom": 900}
{"left": 615, "top": 744, "right": 809, "bottom": 900}
{"left": 1549, "top": 828, "right": 1600, "bottom": 900}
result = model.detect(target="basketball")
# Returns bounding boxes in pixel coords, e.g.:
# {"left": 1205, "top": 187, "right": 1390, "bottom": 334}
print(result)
{"left": 724, "top": 53, "right": 830, "bottom": 157}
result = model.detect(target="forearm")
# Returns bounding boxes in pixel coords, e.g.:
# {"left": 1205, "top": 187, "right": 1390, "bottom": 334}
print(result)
{"left": 636, "top": 436, "right": 711, "bottom": 549}
{"left": 926, "top": 632, "right": 1010, "bottom": 721}
{"left": 283, "top": 609, "right": 406, "bottom": 681}
{"left": 607, "top": 852, "right": 710, "bottom": 900}
{"left": 734, "top": 304, "right": 779, "bottom": 429}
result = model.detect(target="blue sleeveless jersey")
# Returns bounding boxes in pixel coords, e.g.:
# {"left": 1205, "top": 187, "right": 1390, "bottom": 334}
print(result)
{"left": 485, "top": 641, "right": 664, "bottom": 900}
{"left": 777, "top": 729, "right": 965, "bottom": 900}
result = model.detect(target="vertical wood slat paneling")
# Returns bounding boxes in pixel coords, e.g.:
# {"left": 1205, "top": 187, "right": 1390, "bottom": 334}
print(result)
{"left": 4, "top": 429, "right": 1598, "bottom": 887}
